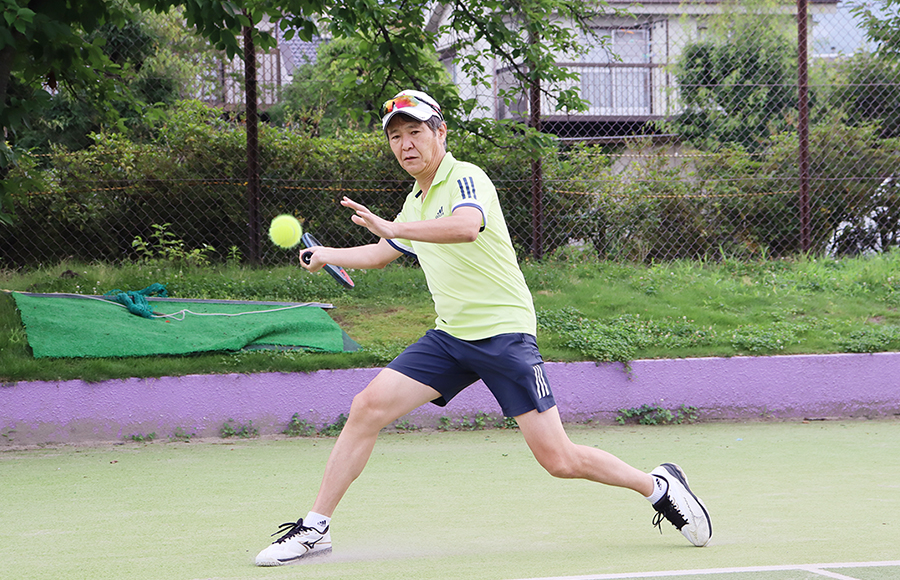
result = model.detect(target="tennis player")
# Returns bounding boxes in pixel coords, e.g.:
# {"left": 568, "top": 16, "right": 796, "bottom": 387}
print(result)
{"left": 255, "top": 90, "right": 712, "bottom": 566}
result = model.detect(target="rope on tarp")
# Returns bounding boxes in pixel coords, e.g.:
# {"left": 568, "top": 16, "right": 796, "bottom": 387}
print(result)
{"left": 102, "top": 283, "right": 168, "bottom": 318}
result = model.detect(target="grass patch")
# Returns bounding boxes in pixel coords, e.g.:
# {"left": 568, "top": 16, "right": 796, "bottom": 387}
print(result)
{"left": 219, "top": 418, "right": 259, "bottom": 439}
{"left": 3, "top": 251, "right": 900, "bottom": 382}
{"left": 616, "top": 404, "right": 699, "bottom": 425}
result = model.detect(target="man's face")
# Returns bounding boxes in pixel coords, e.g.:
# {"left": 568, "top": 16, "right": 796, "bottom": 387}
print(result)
{"left": 385, "top": 116, "right": 447, "bottom": 180}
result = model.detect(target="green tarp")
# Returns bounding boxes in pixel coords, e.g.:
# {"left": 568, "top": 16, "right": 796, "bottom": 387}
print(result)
{"left": 12, "top": 292, "right": 359, "bottom": 359}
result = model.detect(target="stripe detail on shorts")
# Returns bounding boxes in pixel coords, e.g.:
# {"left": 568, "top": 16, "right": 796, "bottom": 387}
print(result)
{"left": 533, "top": 364, "right": 550, "bottom": 399}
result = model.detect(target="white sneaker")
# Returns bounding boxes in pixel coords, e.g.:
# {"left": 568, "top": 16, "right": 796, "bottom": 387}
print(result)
{"left": 650, "top": 463, "right": 712, "bottom": 547}
{"left": 255, "top": 518, "right": 332, "bottom": 566}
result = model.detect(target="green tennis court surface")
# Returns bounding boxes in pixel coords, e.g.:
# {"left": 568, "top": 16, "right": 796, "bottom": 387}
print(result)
{"left": 2, "top": 421, "right": 897, "bottom": 580}
{"left": 509, "top": 561, "right": 900, "bottom": 579}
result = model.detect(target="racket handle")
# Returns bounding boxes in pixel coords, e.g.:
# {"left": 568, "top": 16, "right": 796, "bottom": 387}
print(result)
{"left": 301, "top": 250, "right": 313, "bottom": 265}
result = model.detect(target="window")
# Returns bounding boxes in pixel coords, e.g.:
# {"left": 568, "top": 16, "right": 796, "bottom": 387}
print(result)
{"left": 579, "top": 27, "right": 651, "bottom": 115}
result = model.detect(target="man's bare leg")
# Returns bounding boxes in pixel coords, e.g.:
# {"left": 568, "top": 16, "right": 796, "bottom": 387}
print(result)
{"left": 255, "top": 369, "right": 439, "bottom": 566}
{"left": 515, "top": 406, "right": 712, "bottom": 546}
{"left": 514, "top": 406, "right": 654, "bottom": 495}
{"left": 312, "top": 368, "right": 440, "bottom": 516}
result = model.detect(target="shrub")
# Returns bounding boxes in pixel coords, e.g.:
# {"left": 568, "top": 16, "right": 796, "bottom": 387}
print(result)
{"left": 4, "top": 99, "right": 604, "bottom": 267}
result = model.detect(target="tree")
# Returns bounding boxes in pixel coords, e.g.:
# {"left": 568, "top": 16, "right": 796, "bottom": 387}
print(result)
{"left": 267, "top": 35, "right": 457, "bottom": 136}
{"left": 12, "top": 8, "right": 218, "bottom": 154}
{"left": 815, "top": 52, "right": 900, "bottom": 139}
{"left": 2, "top": 0, "right": 609, "bottom": 225}
{"left": 0, "top": 0, "right": 312, "bottom": 224}
{"left": 137, "top": 0, "right": 608, "bottom": 126}
{"left": 1, "top": 0, "right": 134, "bottom": 224}
{"left": 852, "top": 0, "right": 900, "bottom": 59}
{"left": 835, "top": 1, "right": 900, "bottom": 138}
{"left": 667, "top": 0, "right": 797, "bottom": 151}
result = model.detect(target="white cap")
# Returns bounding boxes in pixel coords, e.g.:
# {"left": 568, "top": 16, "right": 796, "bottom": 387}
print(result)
{"left": 380, "top": 90, "right": 443, "bottom": 130}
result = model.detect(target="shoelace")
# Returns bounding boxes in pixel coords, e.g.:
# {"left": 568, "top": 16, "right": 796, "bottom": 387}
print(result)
{"left": 271, "top": 518, "right": 315, "bottom": 544}
{"left": 652, "top": 497, "right": 687, "bottom": 533}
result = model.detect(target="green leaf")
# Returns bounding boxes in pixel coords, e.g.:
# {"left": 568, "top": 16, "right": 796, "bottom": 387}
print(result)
{"left": 16, "top": 6, "right": 35, "bottom": 22}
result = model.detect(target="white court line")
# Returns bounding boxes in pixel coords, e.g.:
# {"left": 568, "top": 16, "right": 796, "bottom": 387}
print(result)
{"left": 506, "top": 560, "right": 900, "bottom": 580}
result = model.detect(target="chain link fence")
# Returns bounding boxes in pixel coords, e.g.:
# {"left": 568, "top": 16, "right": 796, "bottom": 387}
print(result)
{"left": 4, "top": 1, "right": 900, "bottom": 268}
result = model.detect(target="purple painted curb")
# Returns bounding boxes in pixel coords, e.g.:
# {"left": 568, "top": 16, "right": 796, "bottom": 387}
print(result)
{"left": 2, "top": 352, "right": 899, "bottom": 445}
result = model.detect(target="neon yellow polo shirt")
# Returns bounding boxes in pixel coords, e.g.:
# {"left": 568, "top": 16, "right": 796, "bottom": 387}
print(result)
{"left": 387, "top": 152, "right": 536, "bottom": 340}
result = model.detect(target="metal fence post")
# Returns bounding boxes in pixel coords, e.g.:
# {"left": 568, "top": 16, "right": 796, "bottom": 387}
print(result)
{"left": 529, "top": 31, "right": 544, "bottom": 261}
{"left": 797, "top": 0, "right": 811, "bottom": 253}
{"left": 244, "top": 21, "right": 261, "bottom": 264}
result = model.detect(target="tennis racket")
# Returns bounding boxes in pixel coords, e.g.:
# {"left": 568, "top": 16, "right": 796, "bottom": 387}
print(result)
{"left": 300, "top": 233, "right": 355, "bottom": 289}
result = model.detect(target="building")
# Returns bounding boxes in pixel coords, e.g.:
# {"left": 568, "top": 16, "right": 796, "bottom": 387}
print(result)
{"left": 427, "top": 0, "right": 840, "bottom": 140}
{"left": 211, "top": 1, "right": 844, "bottom": 139}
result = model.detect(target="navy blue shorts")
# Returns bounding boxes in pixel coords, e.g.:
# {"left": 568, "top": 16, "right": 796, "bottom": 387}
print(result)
{"left": 386, "top": 329, "right": 556, "bottom": 417}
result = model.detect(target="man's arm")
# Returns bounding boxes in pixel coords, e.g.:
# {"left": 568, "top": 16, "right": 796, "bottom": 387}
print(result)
{"left": 341, "top": 197, "right": 482, "bottom": 244}
{"left": 302, "top": 196, "right": 482, "bottom": 273}
{"left": 301, "top": 238, "right": 402, "bottom": 272}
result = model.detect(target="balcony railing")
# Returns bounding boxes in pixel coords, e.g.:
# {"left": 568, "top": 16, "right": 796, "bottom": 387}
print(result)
{"left": 497, "top": 61, "right": 671, "bottom": 121}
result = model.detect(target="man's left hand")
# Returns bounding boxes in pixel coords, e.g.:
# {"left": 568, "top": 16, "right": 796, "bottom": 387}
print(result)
{"left": 341, "top": 197, "right": 397, "bottom": 239}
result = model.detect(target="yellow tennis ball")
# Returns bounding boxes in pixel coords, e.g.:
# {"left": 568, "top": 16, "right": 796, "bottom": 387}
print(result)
{"left": 268, "top": 214, "right": 303, "bottom": 248}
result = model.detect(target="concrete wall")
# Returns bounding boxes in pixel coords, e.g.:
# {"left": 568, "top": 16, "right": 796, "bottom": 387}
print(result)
{"left": 2, "top": 352, "right": 899, "bottom": 446}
